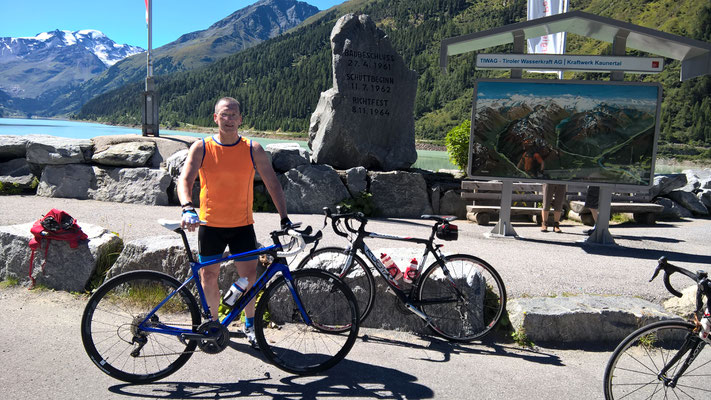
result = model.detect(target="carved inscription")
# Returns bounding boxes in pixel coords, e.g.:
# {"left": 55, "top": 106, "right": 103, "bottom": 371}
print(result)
{"left": 341, "top": 48, "right": 395, "bottom": 118}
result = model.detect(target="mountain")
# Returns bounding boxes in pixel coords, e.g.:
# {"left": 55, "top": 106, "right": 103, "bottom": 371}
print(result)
{"left": 0, "top": 30, "right": 143, "bottom": 100}
{"left": 77, "top": 0, "right": 711, "bottom": 149}
{"left": 0, "top": 0, "right": 319, "bottom": 118}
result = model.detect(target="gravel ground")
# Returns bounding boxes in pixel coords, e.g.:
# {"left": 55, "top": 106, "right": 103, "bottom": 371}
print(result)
{"left": 1, "top": 194, "right": 710, "bottom": 303}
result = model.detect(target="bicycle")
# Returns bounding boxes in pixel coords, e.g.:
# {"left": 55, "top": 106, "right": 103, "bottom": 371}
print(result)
{"left": 296, "top": 208, "right": 506, "bottom": 341}
{"left": 603, "top": 256, "right": 711, "bottom": 399}
{"left": 80, "top": 220, "right": 360, "bottom": 383}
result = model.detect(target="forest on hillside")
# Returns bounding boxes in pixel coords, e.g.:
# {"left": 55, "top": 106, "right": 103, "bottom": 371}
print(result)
{"left": 75, "top": 0, "right": 711, "bottom": 156}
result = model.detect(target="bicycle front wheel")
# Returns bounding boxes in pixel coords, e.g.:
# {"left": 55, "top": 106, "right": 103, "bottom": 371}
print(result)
{"left": 417, "top": 254, "right": 506, "bottom": 341}
{"left": 255, "top": 269, "right": 359, "bottom": 375}
{"left": 604, "top": 320, "right": 711, "bottom": 399}
{"left": 80, "top": 270, "right": 201, "bottom": 383}
{"left": 296, "top": 246, "right": 375, "bottom": 327}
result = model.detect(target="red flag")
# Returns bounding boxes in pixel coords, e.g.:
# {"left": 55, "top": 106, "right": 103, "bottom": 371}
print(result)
{"left": 144, "top": 0, "right": 149, "bottom": 24}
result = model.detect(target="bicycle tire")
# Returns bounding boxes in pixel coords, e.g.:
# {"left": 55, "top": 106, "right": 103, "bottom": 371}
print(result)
{"left": 417, "top": 254, "right": 506, "bottom": 341}
{"left": 81, "top": 270, "right": 201, "bottom": 383}
{"left": 603, "top": 319, "right": 711, "bottom": 399}
{"left": 296, "top": 246, "right": 375, "bottom": 327}
{"left": 255, "top": 269, "right": 360, "bottom": 375}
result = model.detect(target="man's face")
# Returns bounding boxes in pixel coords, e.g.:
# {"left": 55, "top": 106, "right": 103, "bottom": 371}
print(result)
{"left": 214, "top": 101, "right": 242, "bottom": 134}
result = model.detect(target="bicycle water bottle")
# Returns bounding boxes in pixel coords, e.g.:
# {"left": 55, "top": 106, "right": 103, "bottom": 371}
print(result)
{"left": 403, "top": 258, "right": 419, "bottom": 284}
{"left": 223, "top": 277, "right": 249, "bottom": 307}
{"left": 380, "top": 253, "right": 402, "bottom": 281}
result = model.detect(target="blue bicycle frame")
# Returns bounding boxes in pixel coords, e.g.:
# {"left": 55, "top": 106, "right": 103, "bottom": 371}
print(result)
{"left": 136, "top": 226, "right": 313, "bottom": 339}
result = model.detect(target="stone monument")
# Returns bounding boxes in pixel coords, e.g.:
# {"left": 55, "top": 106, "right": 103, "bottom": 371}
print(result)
{"left": 308, "top": 14, "right": 418, "bottom": 171}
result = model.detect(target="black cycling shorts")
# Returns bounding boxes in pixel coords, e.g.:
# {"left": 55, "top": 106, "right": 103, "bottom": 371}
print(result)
{"left": 198, "top": 224, "right": 257, "bottom": 258}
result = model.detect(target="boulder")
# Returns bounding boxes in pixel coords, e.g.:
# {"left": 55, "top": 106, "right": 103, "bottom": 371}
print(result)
{"left": 91, "top": 135, "right": 196, "bottom": 169}
{"left": 109, "top": 235, "right": 267, "bottom": 293}
{"left": 90, "top": 167, "right": 171, "bottom": 205}
{"left": 507, "top": 295, "right": 679, "bottom": 344}
{"left": 0, "top": 158, "right": 36, "bottom": 189}
{"left": 266, "top": 142, "right": 310, "bottom": 172}
{"left": 37, "top": 165, "right": 171, "bottom": 205}
{"left": 308, "top": 14, "right": 418, "bottom": 171}
{"left": 663, "top": 285, "right": 697, "bottom": 319}
{"left": 0, "top": 222, "right": 121, "bottom": 292}
{"left": 654, "top": 197, "right": 693, "bottom": 219}
{"left": 0, "top": 135, "right": 28, "bottom": 161}
{"left": 650, "top": 174, "right": 687, "bottom": 198}
{"left": 37, "top": 164, "right": 95, "bottom": 199}
{"left": 91, "top": 141, "right": 156, "bottom": 167}
{"left": 369, "top": 171, "right": 433, "bottom": 217}
{"left": 667, "top": 190, "right": 709, "bottom": 215}
{"left": 278, "top": 164, "right": 350, "bottom": 214}
{"left": 439, "top": 189, "right": 467, "bottom": 219}
{"left": 25, "top": 135, "right": 92, "bottom": 165}
{"left": 165, "top": 149, "right": 200, "bottom": 205}
{"left": 699, "top": 190, "right": 711, "bottom": 209}
{"left": 345, "top": 166, "right": 368, "bottom": 195}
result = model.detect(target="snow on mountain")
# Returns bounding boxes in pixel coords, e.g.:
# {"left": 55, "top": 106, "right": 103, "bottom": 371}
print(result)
{"left": 1, "top": 30, "right": 144, "bottom": 67}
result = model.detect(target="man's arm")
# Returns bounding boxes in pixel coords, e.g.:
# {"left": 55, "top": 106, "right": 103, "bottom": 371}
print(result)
{"left": 251, "top": 142, "right": 288, "bottom": 220}
{"left": 177, "top": 140, "right": 203, "bottom": 207}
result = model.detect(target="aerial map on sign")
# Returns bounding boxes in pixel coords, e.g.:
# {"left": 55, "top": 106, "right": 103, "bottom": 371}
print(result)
{"left": 469, "top": 79, "right": 661, "bottom": 186}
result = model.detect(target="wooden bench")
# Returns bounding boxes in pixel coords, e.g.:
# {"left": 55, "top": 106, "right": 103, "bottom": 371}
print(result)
{"left": 461, "top": 181, "right": 659, "bottom": 226}
{"left": 569, "top": 200, "right": 664, "bottom": 225}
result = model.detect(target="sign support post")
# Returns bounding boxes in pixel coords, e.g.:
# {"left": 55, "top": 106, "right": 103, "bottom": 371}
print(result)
{"left": 142, "top": 0, "right": 159, "bottom": 137}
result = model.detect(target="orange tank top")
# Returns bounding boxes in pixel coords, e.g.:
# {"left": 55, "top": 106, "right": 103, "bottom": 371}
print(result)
{"left": 198, "top": 136, "right": 255, "bottom": 227}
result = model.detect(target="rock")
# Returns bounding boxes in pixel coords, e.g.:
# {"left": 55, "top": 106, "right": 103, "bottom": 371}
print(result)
{"left": 37, "top": 164, "right": 94, "bottom": 199}
{"left": 507, "top": 295, "right": 679, "bottom": 344}
{"left": 25, "top": 135, "right": 93, "bottom": 165}
{"left": 109, "top": 235, "right": 267, "bottom": 293}
{"left": 654, "top": 197, "right": 694, "bottom": 219}
{"left": 0, "top": 222, "right": 121, "bottom": 292}
{"left": 680, "top": 170, "right": 701, "bottom": 192}
{"left": 345, "top": 166, "right": 368, "bottom": 195}
{"left": 667, "top": 190, "right": 709, "bottom": 215}
{"left": 278, "top": 164, "right": 350, "bottom": 213}
{"left": 699, "top": 190, "right": 711, "bottom": 209}
{"left": 37, "top": 165, "right": 171, "bottom": 205}
{"left": 91, "top": 141, "right": 156, "bottom": 167}
{"left": 91, "top": 135, "right": 196, "bottom": 169}
{"left": 90, "top": 167, "right": 171, "bottom": 205}
{"left": 439, "top": 189, "right": 467, "bottom": 219}
{"left": 369, "top": 171, "right": 433, "bottom": 217}
{"left": 0, "top": 135, "right": 28, "bottom": 160}
{"left": 308, "top": 14, "right": 418, "bottom": 171}
{"left": 650, "top": 174, "right": 687, "bottom": 198}
{"left": 165, "top": 149, "right": 200, "bottom": 205}
{"left": 266, "top": 143, "right": 310, "bottom": 172}
{"left": 0, "top": 158, "right": 36, "bottom": 188}
{"left": 663, "top": 285, "right": 697, "bottom": 319}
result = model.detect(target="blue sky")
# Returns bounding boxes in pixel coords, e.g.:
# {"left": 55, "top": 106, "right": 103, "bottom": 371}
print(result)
{"left": 1, "top": 0, "right": 345, "bottom": 48}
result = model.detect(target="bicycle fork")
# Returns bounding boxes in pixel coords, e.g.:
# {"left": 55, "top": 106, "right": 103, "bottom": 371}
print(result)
{"left": 658, "top": 333, "right": 706, "bottom": 388}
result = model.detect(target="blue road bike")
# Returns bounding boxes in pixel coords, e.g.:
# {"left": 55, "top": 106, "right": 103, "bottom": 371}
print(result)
{"left": 81, "top": 220, "right": 359, "bottom": 383}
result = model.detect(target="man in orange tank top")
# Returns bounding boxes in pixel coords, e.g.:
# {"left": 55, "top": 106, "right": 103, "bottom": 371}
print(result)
{"left": 177, "top": 97, "right": 289, "bottom": 348}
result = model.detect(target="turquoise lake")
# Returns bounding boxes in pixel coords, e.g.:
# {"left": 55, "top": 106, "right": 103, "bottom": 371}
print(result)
{"left": 0, "top": 118, "right": 456, "bottom": 171}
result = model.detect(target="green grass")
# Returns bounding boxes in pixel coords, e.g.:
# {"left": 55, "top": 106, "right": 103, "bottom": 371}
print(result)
{"left": 511, "top": 327, "right": 535, "bottom": 348}
{"left": 0, "top": 276, "right": 20, "bottom": 288}
{"left": 87, "top": 240, "right": 124, "bottom": 291}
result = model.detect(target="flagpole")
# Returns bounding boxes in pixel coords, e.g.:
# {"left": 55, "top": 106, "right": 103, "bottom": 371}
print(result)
{"left": 142, "top": 0, "right": 159, "bottom": 136}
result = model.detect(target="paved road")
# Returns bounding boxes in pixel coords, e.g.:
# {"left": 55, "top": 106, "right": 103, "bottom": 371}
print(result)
{"left": 1, "top": 286, "right": 609, "bottom": 400}
{"left": 1, "top": 195, "right": 709, "bottom": 399}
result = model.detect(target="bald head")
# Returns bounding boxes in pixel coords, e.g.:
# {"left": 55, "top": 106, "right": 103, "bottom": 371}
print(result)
{"left": 215, "top": 97, "right": 241, "bottom": 114}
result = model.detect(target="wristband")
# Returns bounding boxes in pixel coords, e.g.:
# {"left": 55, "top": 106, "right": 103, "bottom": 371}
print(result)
{"left": 181, "top": 201, "right": 193, "bottom": 208}
{"left": 182, "top": 208, "right": 197, "bottom": 214}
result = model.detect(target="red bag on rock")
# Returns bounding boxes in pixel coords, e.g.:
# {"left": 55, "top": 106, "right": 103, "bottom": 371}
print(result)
{"left": 28, "top": 209, "right": 88, "bottom": 288}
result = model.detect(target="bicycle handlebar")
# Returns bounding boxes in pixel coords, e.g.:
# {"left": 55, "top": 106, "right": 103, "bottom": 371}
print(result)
{"left": 650, "top": 256, "right": 707, "bottom": 298}
{"left": 322, "top": 207, "right": 366, "bottom": 238}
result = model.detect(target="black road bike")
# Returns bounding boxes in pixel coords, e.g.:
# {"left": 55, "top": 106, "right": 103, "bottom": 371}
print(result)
{"left": 604, "top": 256, "right": 711, "bottom": 399}
{"left": 296, "top": 209, "right": 506, "bottom": 342}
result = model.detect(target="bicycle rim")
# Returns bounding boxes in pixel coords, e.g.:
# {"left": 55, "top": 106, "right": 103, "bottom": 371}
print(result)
{"left": 255, "top": 269, "right": 359, "bottom": 375}
{"left": 604, "top": 320, "right": 711, "bottom": 399}
{"left": 417, "top": 254, "right": 506, "bottom": 341}
{"left": 80, "top": 271, "right": 201, "bottom": 383}
{"left": 297, "top": 246, "right": 375, "bottom": 326}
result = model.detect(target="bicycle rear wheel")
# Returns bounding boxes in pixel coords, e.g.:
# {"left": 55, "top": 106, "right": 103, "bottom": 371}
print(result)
{"left": 417, "top": 254, "right": 506, "bottom": 341}
{"left": 255, "top": 269, "right": 359, "bottom": 375}
{"left": 80, "top": 270, "right": 201, "bottom": 383}
{"left": 604, "top": 320, "right": 711, "bottom": 399}
{"left": 296, "top": 246, "right": 375, "bottom": 327}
